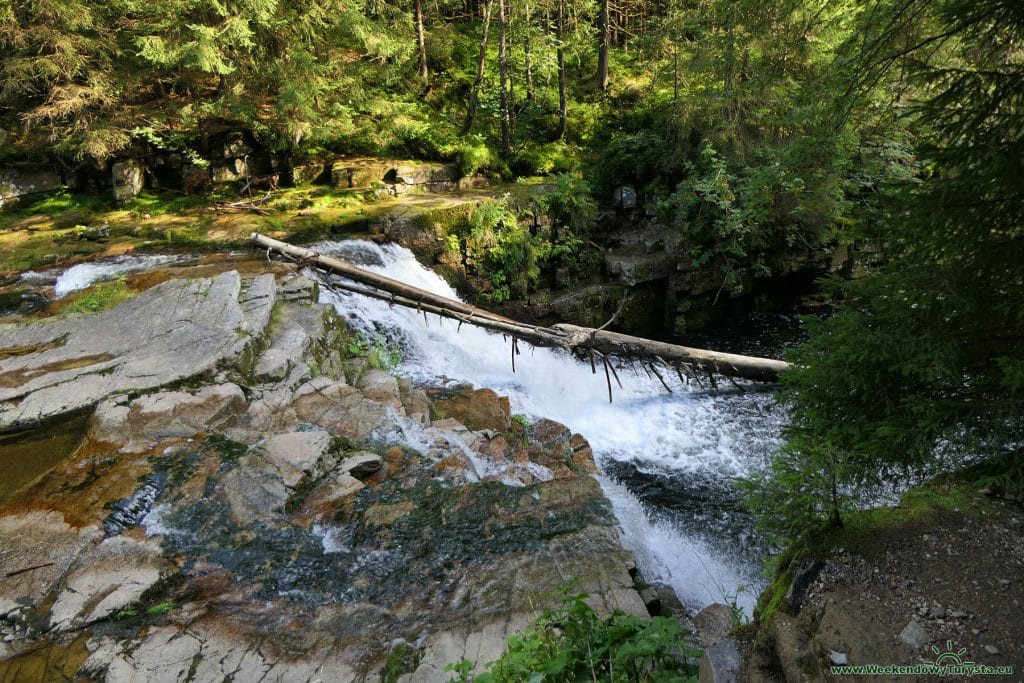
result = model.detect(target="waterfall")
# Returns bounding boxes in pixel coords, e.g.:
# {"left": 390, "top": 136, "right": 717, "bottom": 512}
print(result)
{"left": 316, "top": 240, "right": 787, "bottom": 616}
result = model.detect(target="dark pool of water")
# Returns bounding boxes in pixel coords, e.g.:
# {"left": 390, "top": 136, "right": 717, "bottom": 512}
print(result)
{"left": 0, "top": 414, "right": 90, "bottom": 506}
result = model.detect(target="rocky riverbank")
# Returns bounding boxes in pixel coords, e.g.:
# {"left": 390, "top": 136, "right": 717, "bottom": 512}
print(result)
{"left": 0, "top": 267, "right": 652, "bottom": 681}
{"left": 711, "top": 485, "right": 1024, "bottom": 683}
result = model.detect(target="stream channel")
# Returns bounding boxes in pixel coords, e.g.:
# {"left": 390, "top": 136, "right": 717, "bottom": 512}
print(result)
{"left": 2, "top": 241, "right": 802, "bottom": 617}
{"left": 314, "top": 240, "right": 794, "bottom": 617}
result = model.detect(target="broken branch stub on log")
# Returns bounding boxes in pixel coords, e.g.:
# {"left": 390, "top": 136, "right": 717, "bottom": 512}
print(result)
{"left": 249, "top": 232, "right": 792, "bottom": 383}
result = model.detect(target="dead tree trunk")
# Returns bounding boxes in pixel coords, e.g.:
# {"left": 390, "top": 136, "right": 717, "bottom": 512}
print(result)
{"left": 463, "top": 0, "right": 494, "bottom": 134}
{"left": 415, "top": 0, "right": 429, "bottom": 85}
{"left": 250, "top": 233, "right": 792, "bottom": 384}
{"left": 497, "top": 0, "right": 512, "bottom": 158}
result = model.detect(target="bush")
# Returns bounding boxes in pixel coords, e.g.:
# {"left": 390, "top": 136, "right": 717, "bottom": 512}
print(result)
{"left": 452, "top": 136, "right": 494, "bottom": 177}
{"left": 445, "top": 583, "right": 700, "bottom": 682}
{"left": 510, "top": 143, "right": 578, "bottom": 177}
{"left": 464, "top": 196, "right": 540, "bottom": 303}
{"left": 537, "top": 173, "right": 598, "bottom": 235}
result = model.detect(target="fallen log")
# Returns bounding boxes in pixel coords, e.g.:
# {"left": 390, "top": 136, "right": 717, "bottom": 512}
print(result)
{"left": 552, "top": 324, "right": 791, "bottom": 383}
{"left": 250, "top": 233, "right": 792, "bottom": 384}
{"left": 250, "top": 233, "right": 516, "bottom": 325}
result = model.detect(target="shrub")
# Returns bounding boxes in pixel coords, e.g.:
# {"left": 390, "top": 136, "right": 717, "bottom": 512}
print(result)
{"left": 452, "top": 136, "right": 494, "bottom": 177}
{"left": 445, "top": 584, "right": 700, "bottom": 682}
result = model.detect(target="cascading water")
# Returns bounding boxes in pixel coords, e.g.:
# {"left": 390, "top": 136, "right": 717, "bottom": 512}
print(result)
{"left": 47, "top": 253, "right": 195, "bottom": 298}
{"left": 315, "top": 239, "right": 788, "bottom": 616}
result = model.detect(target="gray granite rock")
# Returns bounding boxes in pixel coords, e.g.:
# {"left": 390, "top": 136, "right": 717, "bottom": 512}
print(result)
{"left": 699, "top": 638, "right": 741, "bottom": 683}
{"left": 0, "top": 272, "right": 274, "bottom": 431}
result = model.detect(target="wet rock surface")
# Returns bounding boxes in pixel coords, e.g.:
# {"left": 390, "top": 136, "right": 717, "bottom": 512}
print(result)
{"left": 0, "top": 270, "right": 649, "bottom": 681}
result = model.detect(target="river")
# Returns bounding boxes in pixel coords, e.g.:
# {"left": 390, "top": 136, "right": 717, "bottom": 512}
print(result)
{"left": 28, "top": 242, "right": 790, "bottom": 616}
{"left": 313, "top": 240, "right": 789, "bottom": 616}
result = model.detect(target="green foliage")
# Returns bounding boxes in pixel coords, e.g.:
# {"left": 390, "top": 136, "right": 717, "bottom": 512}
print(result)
{"left": 746, "top": 0, "right": 1024, "bottom": 544}
{"left": 445, "top": 583, "right": 700, "bottom": 682}
{"left": 464, "top": 196, "right": 539, "bottom": 304}
{"left": 449, "top": 136, "right": 495, "bottom": 177}
{"left": 536, "top": 174, "right": 597, "bottom": 236}
{"left": 346, "top": 331, "right": 402, "bottom": 372}
{"left": 511, "top": 144, "right": 578, "bottom": 177}
{"left": 383, "top": 642, "right": 423, "bottom": 683}
{"left": 60, "top": 277, "right": 134, "bottom": 316}
{"left": 7, "top": 189, "right": 111, "bottom": 218}
{"left": 146, "top": 600, "right": 175, "bottom": 615}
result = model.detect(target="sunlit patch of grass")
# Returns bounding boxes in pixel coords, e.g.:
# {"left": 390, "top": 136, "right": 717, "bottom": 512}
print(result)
{"left": 123, "top": 190, "right": 215, "bottom": 217}
{"left": 7, "top": 189, "right": 112, "bottom": 218}
{"left": 58, "top": 277, "right": 135, "bottom": 315}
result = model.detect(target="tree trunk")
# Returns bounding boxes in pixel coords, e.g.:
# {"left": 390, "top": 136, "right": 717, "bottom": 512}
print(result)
{"left": 596, "top": 0, "right": 610, "bottom": 91}
{"left": 524, "top": 0, "right": 534, "bottom": 103}
{"left": 250, "top": 233, "right": 793, "bottom": 384}
{"left": 462, "top": 0, "right": 494, "bottom": 134}
{"left": 497, "top": 0, "right": 512, "bottom": 157}
{"left": 415, "top": 0, "right": 429, "bottom": 85}
{"left": 722, "top": 6, "right": 736, "bottom": 120}
{"left": 555, "top": 0, "right": 567, "bottom": 140}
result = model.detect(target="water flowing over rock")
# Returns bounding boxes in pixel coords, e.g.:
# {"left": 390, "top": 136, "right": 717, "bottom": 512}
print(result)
{"left": 0, "top": 269, "right": 652, "bottom": 681}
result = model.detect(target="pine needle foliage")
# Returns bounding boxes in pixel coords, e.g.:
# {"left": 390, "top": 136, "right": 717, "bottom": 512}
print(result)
{"left": 743, "top": 0, "right": 1024, "bottom": 541}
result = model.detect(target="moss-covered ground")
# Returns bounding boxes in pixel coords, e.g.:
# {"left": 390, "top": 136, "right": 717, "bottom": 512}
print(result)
{"left": 0, "top": 180, "right": 545, "bottom": 276}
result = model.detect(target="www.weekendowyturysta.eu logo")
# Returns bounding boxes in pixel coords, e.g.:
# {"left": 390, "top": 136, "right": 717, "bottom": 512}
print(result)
{"left": 829, "top": 641, "right": 1014, "bottom": 677}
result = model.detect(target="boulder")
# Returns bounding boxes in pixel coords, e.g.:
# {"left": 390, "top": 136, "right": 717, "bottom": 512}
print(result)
{"left": 290, "top": 162, "right": 326, "bottom": 186}
{"left": 221, "top": 454, "right": 289, "bottom": 524}
{"left": 385, "top": 163, "right": 459, "bottom": 186}
{"left": 292, "top": 378, "right": 391, "bottom": 442}
{"left": 432, "top": 387, "right": 511, "bottom": 432}
{"left": 525, "top": 418, "right": 576, "bottom": 476}
{"left": 699, "top": 638, "right": 742, "bottom": 683}
{"left": 330, "top": 159, "right": 392, "bottom": 189}
{"left": 898, "top": 620, "right": 930, "bottom": 650}
{"left": 613, "top": 186, "right": 638, "bottom": 210}
{"left": 112, "top": 160, "right": 144, "bottom": 203}
{"left": 569, "top": 433, "right": 598, "bottom": 474}
{"left": 0, "top": 511, "right": 101, "bottom": 619}
{"left": 81, "top": 622, "right": 359, "bottom": 682}
{"left": 253, "top": 348, "right": 292, "bottom": 382}
{"left": 211, "top": 158, "right": 248, "bottom": 184}
{"left": 363, "top": 501, "right": 415, "bottom": 527}
{"left": 89, "top": 383, "right": 246, "bottom": 453}
{"left": 278, "top": 275, "right": 319, "bottom": 302}
{"left": 49, "top": 536, "right": 170, "bottom": 631}
{"left": 694, "top": 603, "right": 734, "bottom": 646}
{"left": 398, "top": 379, "right": 431, "bottom": 423}
{"left": 357, "top": 368, "right": 403, "bottom": 409}
{"left": 261, "top": 431, "right": 336, "bottom": 488}
{"left": 0, "top": 165, "right": 63, "bottom": 208}
{"left": 0, "top": 272, "right": 275, "bottom": 432}
{"left": 304, "top": 472, "right": 365, "bottom": 511}
{"left": 604, "top": 251, "right": 675, "bottom": 286}
{"left": 340, "top": 451, "right": 384, "bottom": 479}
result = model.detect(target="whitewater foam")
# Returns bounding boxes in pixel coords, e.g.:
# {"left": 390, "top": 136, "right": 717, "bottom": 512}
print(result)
{"left": 316, "top": 239, "right": 785, "bottom": 613}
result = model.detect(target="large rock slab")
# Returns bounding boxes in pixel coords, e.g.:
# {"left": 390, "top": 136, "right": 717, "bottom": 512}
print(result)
{"left": 49, "top": 536, "right": 170, "bottom": 631}
{"left": 82, "top": 621, "right": 359, "bottom": 683}
{"left": 89, "top": 383, "right": 246, "bottom": 453}
{"left": 0, "top": 511, "right": 101, "bottom": 618}
{"left": 0, "top": 272, "right": 275, "bottom": 431}
{"left": 260, "top": 430, "right": 336, "bottom": 488}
